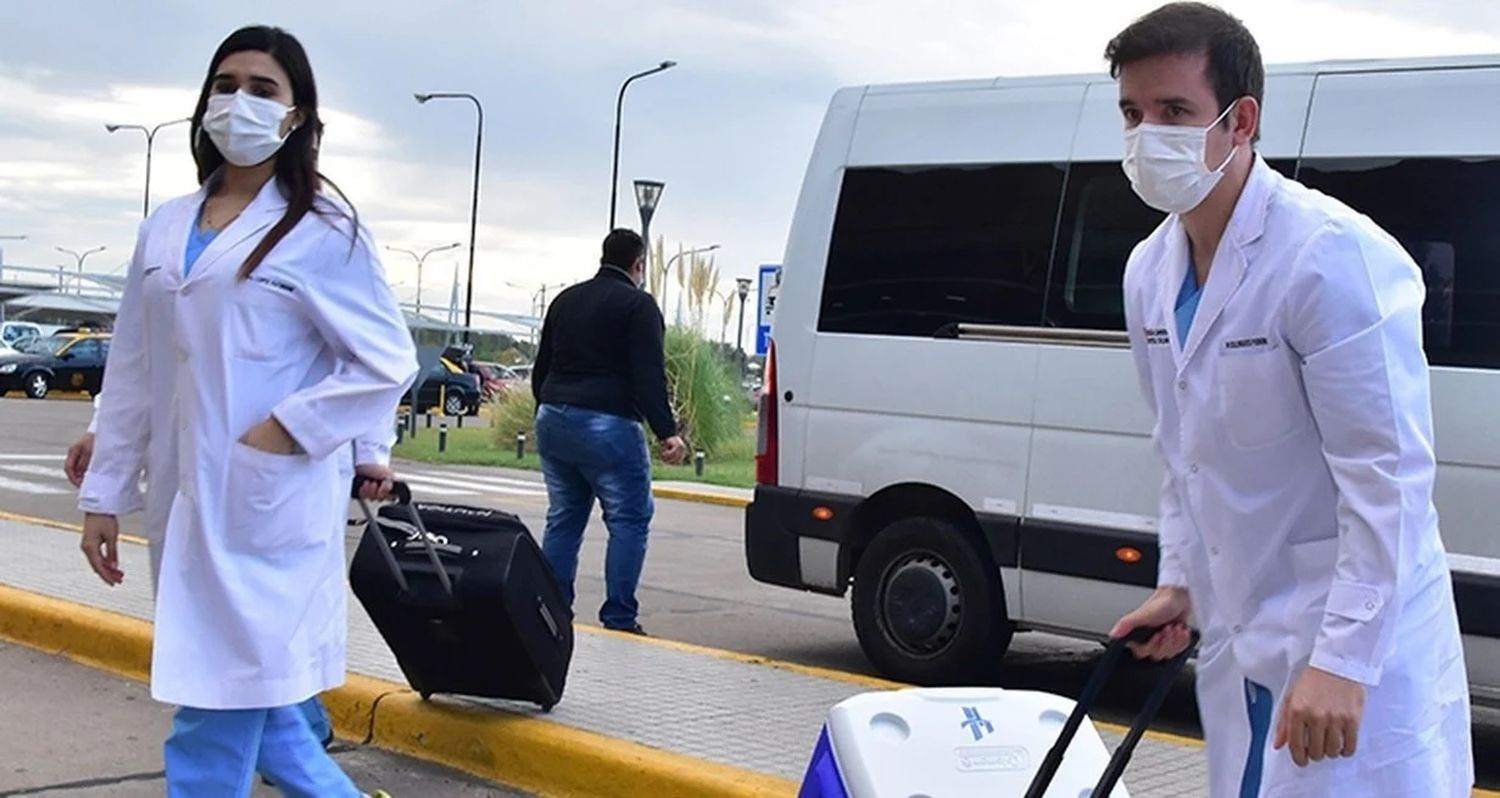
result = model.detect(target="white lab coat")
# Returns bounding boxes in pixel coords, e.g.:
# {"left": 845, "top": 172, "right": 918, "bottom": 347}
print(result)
{"left": 83, "top": 395, "right": 396, "bottom": 592}
{"left": 1123, "top": 157, "right": 1472, "bottom": 796}
{"left": 80, "top": 177, "right": 417, "bottom": 710}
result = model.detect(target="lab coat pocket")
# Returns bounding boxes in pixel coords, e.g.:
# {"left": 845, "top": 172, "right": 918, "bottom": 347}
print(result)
{"left": 1216, "top": 348, "right": 1307, "bottom": 450}
{"left": 229, "top": 281, "right": 311, "bottom": 363}
{"left": 226, "top": 440, "right": 320, "bottom": 553}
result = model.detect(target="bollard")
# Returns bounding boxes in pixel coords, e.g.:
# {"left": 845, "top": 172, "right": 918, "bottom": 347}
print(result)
{"left": 426, "top": 412, "right": 433, "bottom": 429}
{"left": 407, "top": 411, "right": 418, "bottom": 439}
{"left": 438, "top": 423, "right": 448, "bottom": 454}
{"left": 396, "top": 418, "right": 405, "bottom": 445}
{"left": 517, "top": 432, "right": 527, "bottom": 460}
{"left": 457, "top": 413, "right": 464, "bottom": 429}
{"left": 695, "top": 451, "right": 706, "bottom": 478}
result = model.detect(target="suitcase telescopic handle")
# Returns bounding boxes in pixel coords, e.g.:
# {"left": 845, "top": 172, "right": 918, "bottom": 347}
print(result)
{"left": 352, "top": 477, "right": 455, "bottom": 599}
{"left": 1022, "top": 625, "right": 1200, "bottom": 798}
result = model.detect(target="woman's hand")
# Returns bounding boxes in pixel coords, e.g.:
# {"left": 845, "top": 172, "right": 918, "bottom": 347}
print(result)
{"left": 81, "top": 513, "right": 124, "bottom": 586}
{"left": 241, "top": 417, "right": 299, "bottom": 455}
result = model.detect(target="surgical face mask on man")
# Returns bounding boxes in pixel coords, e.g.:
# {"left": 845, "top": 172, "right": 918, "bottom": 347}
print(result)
{"left": 202, "top": 90, "right": 296, "bottom": 167}
{"left": 1122, "top": 99, "right": 1240, "bottom": 215}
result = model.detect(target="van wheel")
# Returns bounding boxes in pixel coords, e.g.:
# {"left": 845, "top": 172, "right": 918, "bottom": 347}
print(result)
{"left": 24, "top": 372, "right": 49, "bottom": 400}
{"left": 852, "top": 517, "right": 1013, "bottom": 685}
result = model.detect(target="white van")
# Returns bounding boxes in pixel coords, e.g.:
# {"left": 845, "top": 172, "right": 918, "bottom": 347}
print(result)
{"left": 745, "top": 55, "right": 1500, "bottom": 703}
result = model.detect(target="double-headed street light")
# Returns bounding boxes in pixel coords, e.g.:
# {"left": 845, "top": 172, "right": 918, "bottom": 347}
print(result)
{"left": 415, "top": 92, "right": 484, "bottom": 342}
{"left": 106, "top": 117, "right": 190, "bottom": 218}
{"left": 57, "top": 246, "right": 107, "bottom": 294}
{"left": 386, "top": 243, "right": 461, "bottom": 315}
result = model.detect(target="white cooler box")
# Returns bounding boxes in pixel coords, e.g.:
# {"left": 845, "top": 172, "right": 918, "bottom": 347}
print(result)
{"left": 796, "top": 629, "right": 1195, "bottom": 798}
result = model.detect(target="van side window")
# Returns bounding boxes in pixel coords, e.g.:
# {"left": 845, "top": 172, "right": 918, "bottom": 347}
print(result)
{"left": 818, "top": 164, "right": 1065, "bottom": 337}
{"left": 1298, "top": 158, "right": 1500, "bottom": 370}
{"left": 1045, "top": 160, "right": 1296, "bottom": 331}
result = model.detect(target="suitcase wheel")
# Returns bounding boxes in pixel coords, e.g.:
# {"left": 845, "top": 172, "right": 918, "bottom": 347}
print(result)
{"left": 420, "top": 691, "right": 432, "bottom": 701}
{"left": 539, "top": 702, "right": 555, "bottom": 713}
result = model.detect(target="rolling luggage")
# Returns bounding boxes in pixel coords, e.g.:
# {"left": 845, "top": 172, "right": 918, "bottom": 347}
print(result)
{"left": 349, "top": 480, "right": 574, "bottom": 710}
{"left": 797, "top": 628, "right": 1197, "bottom": 797}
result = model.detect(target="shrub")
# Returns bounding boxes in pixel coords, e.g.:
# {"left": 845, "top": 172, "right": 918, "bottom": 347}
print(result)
{"left": 664, "top": 327, "right": 745, "bottom": 456}
{"left": 490, "top": 387, "right": 537, "bottom": 446}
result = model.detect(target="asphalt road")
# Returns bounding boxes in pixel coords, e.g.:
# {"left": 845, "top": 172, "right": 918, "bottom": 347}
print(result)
{"left": 3, "top": 395, "right": 1496, "bottom": 789}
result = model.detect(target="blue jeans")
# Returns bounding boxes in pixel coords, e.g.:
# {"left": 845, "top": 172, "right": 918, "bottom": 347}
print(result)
{"left": 164, "top": 704, "right": 357, "bottom": 797}
{"left": 535, "top": 403, "right": 654, "bottom": 629}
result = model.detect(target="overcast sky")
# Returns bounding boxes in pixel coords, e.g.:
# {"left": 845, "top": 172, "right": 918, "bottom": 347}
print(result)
{"left": 4, "top": 0, "right": 1498, "bottom": 330}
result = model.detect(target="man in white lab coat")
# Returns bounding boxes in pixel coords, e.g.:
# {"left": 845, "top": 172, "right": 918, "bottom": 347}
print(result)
{"left": 1105, "top": 4, "right": 1472, "bottom": 796}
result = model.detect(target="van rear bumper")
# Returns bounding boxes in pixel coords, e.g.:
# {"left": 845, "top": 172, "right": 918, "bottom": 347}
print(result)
{"left": 744, "top": 485, "right": 860, "bottom": 597}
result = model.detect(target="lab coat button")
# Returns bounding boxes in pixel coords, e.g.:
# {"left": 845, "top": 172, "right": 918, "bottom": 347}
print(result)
{"left": 1190, "top": 464, "right": 1200, "bottom": 474}
{"left": 1178, "top": 380, "right": 1187, "bottom": 390}
{"left": 1210, "top": 546, "right": 1220, "bottom": 556}
{"left": 1365, "top": 601, "right": 1376, "bottom": 611}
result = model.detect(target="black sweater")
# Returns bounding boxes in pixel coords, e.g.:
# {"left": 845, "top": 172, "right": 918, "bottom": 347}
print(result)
{"left": 532, "top": 267, "right": 678, "bottom": 440}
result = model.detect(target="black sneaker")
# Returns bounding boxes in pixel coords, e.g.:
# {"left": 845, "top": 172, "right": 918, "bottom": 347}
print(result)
{"left": 607, "top": 624, "right": 648, "bottom": 637}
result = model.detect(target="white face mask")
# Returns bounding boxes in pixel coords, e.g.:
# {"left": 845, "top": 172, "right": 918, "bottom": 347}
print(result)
{"left": 1122, "top": 100, "right": 1240, "bottom": 215}
{"left": 202, "top": 91, "right": 295, "bottom": 167}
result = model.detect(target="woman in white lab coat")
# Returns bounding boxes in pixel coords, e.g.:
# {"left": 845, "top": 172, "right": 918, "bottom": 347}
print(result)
{"left": 78, "top": 26, "right": 415, "bottom": 797}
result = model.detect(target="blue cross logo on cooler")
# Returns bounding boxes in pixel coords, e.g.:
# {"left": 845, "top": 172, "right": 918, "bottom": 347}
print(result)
{"left": 960, "top": 706, "right": 993, "bottom": 742}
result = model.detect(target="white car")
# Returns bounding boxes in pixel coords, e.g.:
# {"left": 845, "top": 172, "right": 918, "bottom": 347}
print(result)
{"left": 747, "top": 54, "right": 1500, "bottom": 702}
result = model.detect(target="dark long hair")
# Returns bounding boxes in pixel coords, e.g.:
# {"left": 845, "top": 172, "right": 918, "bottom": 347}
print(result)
{"left": 189, "top": 26, "right": 358, "bottom": 278}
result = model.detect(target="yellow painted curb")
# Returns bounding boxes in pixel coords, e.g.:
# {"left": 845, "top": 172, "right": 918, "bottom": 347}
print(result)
{"left": 0, "top": 583, "right": 795, "bottom": 797}
{"left": 651, "top": 486, "right": 751, "bottom": 509}
{"left": 0, "top": 508, "right": 149, "bottom": 546}
{"left": 373, "top": 693, "right": 794, "bottom": 797}
{"left": 0, "top": 583, "right": 152, "bottom": 683}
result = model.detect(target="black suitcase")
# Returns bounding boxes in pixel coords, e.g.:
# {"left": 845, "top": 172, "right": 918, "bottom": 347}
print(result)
{"left": 349, "top": 481, "right": 574, "bottom": 710}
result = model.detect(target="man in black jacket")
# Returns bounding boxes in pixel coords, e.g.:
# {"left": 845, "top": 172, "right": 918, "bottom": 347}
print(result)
{"left": 531, "top": 229, "right": 687, "bottom": 635}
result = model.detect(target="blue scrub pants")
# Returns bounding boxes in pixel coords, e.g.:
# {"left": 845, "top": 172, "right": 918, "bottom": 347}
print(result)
{"left": 163, "top": 699, "right": 358, "bottom": 797}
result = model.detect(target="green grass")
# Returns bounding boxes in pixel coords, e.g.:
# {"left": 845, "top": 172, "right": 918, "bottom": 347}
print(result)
{"left": 392, "top": 425, "right": 757, "bottom": 490}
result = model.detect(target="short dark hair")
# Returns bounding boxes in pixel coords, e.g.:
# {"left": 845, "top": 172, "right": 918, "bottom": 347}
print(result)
{"left": 601, "top": 228, "right": 644, "bottom": 269}
{"left": 1106, "top": 2, "right": 1264, "bottom": 128}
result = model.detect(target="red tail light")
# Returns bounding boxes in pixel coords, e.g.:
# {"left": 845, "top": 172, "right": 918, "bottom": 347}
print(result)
{"left": 755, "top": 342, "right": 779, "bottom": 486}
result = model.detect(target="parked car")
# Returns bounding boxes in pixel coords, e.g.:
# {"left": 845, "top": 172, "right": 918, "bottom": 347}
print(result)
{"left": 404, "top": 360, "right": 483, "bottom": 416}
{"left": 0, "top": 331, "right": 111, "bottom": 399}
{"left": 1, "top": 321, "right": 44, "bottom": 350}
{"left": 471, "top": 361, "right": 526, "bottom": 402}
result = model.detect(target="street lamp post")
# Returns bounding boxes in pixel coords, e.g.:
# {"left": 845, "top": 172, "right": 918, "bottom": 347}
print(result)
{"left": 633, "top": 179, "right": 664, "bottom": 266}
{"left": 386, "top": 242, "right": 461, "bottom": 316}
{"left": 735, "top": 277, "right": 753, "bottom": 376}
{"left": 106, "top": 118, "right": 191, "bottom": 218}
{"left": 609, "top": 61, "right": 676, "bottom": 229}
{"left": 661, "top": 243, "right": 719, "bottom": 320}
{"left": 57, "top": 246, "right": 108, "bottom": 294}
{"left": 415, "top": 92, "right": 484, "bottom": 342}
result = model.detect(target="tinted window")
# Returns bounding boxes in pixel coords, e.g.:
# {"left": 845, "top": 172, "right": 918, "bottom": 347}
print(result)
{"left": 819, "top": 163, "right": 1065, "bottom": 337}
{"left": 1045, "top": 160, "right": 1297, "bottom": 331}
{"left": 1299, "top": 158, "right": 1500, "bottom": 370}
{"left": 67, "top": 340, "right": 101, "bottom": 361}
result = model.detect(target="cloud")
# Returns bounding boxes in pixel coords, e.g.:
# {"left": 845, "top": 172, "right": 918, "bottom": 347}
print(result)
{"left": 4, "top": 0, "right": 1500, "bottom": 328}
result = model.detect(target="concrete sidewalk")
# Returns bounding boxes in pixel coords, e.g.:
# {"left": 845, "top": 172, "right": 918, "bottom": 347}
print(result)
{"left": 0, "top": 516, "right": 1224, "bottom": 797}
{"left": 0, "top": 641, "right": 524, "bottom": 797}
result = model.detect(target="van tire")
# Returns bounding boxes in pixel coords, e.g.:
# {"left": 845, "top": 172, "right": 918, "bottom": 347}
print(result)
{"left": 852, "top": 517, "right": 1013, "bottom": 685}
